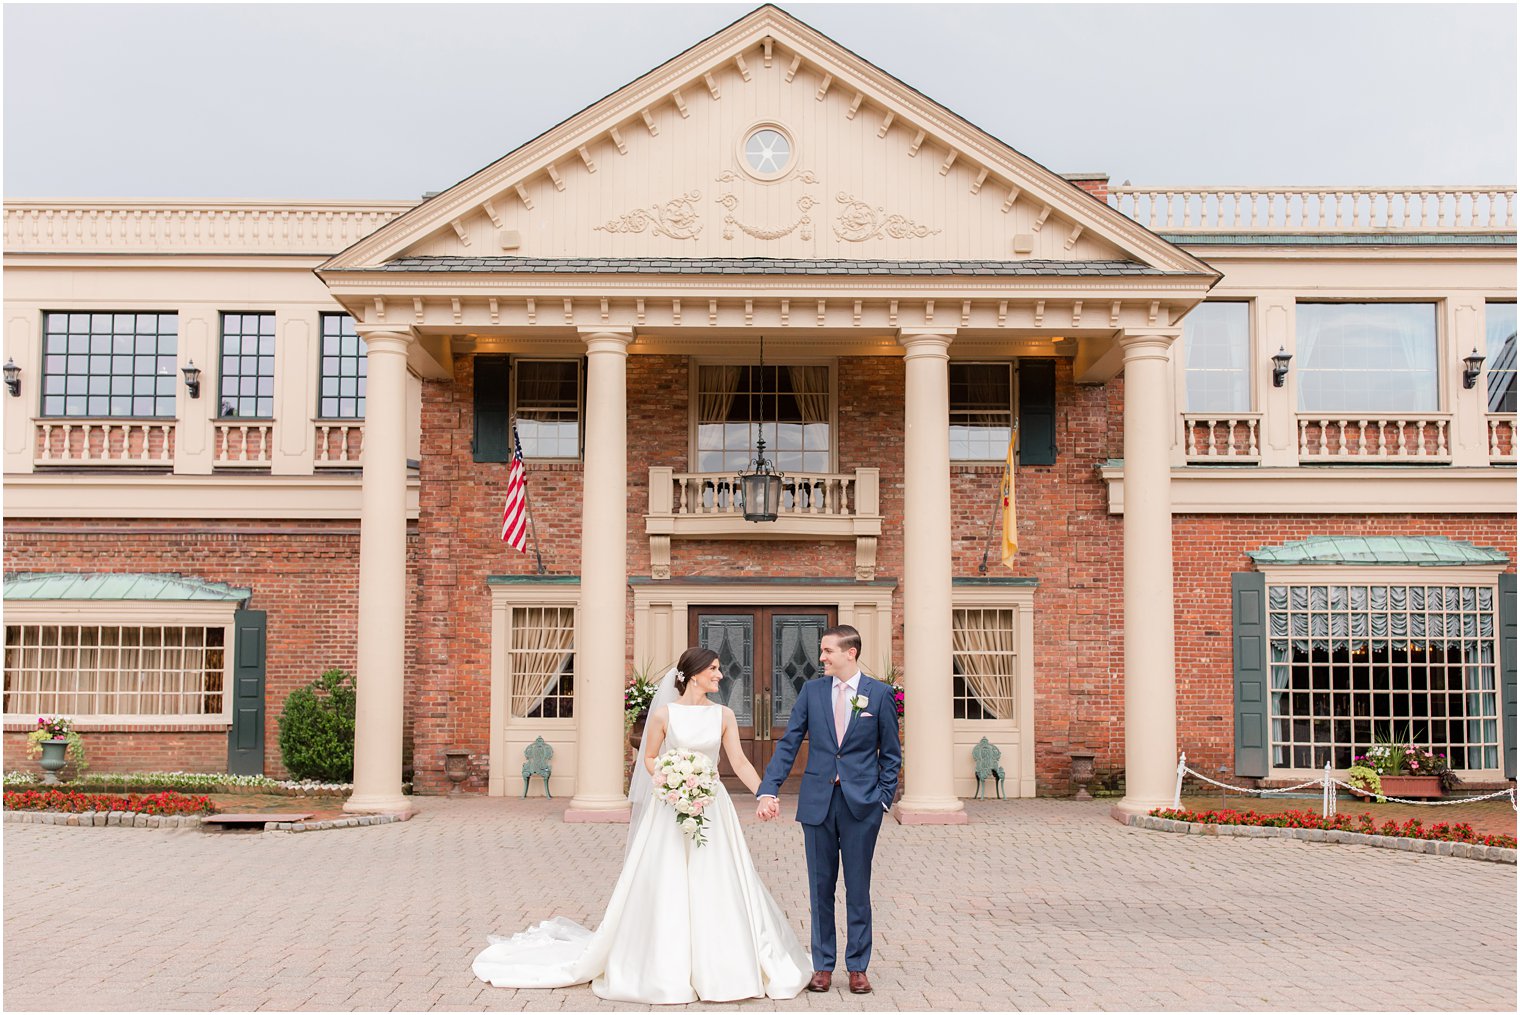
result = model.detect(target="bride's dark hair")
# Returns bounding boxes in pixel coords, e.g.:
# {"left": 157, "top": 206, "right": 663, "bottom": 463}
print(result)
{"left": 674, "top": 646, "right": 720, "bottom": 694}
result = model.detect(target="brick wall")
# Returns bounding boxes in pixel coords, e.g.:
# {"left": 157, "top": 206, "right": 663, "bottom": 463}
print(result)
{"left": 1, "top": 519, "right": 421, "bottom": 779}
{"left": 1169, "top": 513, "right": 1518, "bottom": 786}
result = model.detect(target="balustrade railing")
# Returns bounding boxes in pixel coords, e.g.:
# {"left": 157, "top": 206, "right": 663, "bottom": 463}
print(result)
{"left": 4, "top": 200, "right": 412, "bottom": 255}
{"left": 213, "top": 421, "right": 274, "bottom": 467}
{"left": 1487, "top": 415, "right": 1516, "bottom": 463}
{"left": 313, "top": 422, "right": 364, "bottom": 467}
{"left": 1110, "top": 186, "right": 1515, "bottom": 234}
{"left": 1296, "top": 415, "right": 1451, "bottom": 462}
{"left": 1183, "top": 414, "right": 1261, "bottom": 462}
{"left": 34, "top": 420, "right": 174, "bottom": 466}
{"left": 670, "top": 471, "right": 859, "bottom": 517}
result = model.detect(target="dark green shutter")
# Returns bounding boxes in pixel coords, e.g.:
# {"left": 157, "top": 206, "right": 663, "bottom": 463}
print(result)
{"left": 1500, "top": 572, "right": 1516, "bottom": 780}
{"left": 473, "top": 355, "right": 511, "bottom": 463}
{"left": 1231, "top": 572, "right": 1269, "bottom": 778}
{"left": 227, "top": 609, "right": 267, "bottom": 776}
{"left": 1017, "top": 359, "right": 1057, "bottom": 465}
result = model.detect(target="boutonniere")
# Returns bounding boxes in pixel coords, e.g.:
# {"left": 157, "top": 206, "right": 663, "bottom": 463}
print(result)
{"left": 849, "top": 693, "right": 870, "bottom": 716}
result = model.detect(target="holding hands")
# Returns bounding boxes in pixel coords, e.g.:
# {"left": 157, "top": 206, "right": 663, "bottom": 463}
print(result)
{"left": 755, "top": 795, "right": 780, "bottom": 821}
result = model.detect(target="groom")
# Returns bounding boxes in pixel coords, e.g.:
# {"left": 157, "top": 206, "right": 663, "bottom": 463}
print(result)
{"left": 756, "top": 624, "right": 901, "bottom": 995}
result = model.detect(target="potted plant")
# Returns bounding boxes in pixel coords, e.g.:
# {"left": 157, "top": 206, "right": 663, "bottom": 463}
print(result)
{"left": 1356, "top": 728, "right": 1460, "bottom": 800}
{"left": 624, "top": 661, "right": 665, "bottom": 747}
{"left": 878, "top": 662, "right": 906, "bottom": 803}
{"left": 24, "top": 716, "right": 87, "bottom": 785}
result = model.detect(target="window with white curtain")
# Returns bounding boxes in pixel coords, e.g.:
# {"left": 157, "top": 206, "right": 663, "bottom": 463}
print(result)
{"left": 1184, "top": 302, "right": 1252, "bottom": 413}
{"left": 4, "top": 623, "right": 228, "bottom": 720}
{"left": 951, "top": 607, "right": 1017, "bottom": 720}
{"left": 1485, "top": 302, "right": 1517, "bottom": 414}
{"left": 1295, "top": 303, "right": 1439, "bottom": 413}
{"left": 696, "top": 364, "right": 831, "bottom": 473}
{"left": 1267, "top": 583, "right": 1501, "bottom": 772}
{"left": 510, "top": 606, "right": 575, "bottom": 719}
{"left": 513, "top": 360, "right": 582, "bottom": 459}
{"left": 948, "top": 363, "right": 1013, "bottom": 461}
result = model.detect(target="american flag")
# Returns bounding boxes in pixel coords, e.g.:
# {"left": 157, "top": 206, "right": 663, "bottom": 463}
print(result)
{"left": 500, "top": 424, "right": 529, "bottom": 551}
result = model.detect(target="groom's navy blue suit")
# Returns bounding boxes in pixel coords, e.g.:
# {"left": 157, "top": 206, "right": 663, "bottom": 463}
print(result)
{"left": 758, "top": 673, "right": 901, "bottom": 974}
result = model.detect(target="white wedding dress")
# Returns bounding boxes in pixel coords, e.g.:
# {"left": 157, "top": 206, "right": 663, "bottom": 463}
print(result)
{"left": 472, "top": 703, "right": 812, "bottom": 1004}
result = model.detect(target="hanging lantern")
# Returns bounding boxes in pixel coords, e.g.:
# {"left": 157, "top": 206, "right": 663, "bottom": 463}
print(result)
{"left": 736, "top": 335, "right": 785, "bottom": 523}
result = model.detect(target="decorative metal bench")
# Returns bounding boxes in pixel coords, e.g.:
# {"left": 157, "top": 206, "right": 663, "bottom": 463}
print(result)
{"left": 973, "top": 737, "right": 1006, "bottom": 800}
{"left": 522, "top": 736, "right": 553, "bottom": 798}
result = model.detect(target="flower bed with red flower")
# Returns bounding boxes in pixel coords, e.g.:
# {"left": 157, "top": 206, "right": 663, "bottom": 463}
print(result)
{"left": 4, "top": 789, "right": 218, "bottom": 816}
{"left": 1149, "top": 807, "right": 1515, "bottom": 849}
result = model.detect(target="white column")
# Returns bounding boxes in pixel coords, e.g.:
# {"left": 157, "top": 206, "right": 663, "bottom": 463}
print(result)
{"left": 344, "top": 327, "right": 414, "bottom": 814}
{"left": 565, "top": 328, "right": 634, "bottom": 822}
{"left": 895, "top": 329, "right": 967, "bottom": 825}
{"left": 1113, "top": 330, "right": 1181, "bottom": 819}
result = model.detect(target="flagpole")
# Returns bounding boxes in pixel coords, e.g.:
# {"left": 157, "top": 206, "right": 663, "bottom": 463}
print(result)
{"left": 978, "top": 423, "right": 1017, "bottom": 575}
{"left": 513, "top": 418, "right": 547, "bottom": 575}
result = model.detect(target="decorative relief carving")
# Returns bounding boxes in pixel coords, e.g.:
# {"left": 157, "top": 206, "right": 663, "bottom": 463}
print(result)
{"left": 594, "top": 191, "right": 703, "bottom": 240}
{"left": 713, "top": 170, "right": 821, "bottom": 241}
{"left": 832, "top": 193, "right": 940, "bottom": 242}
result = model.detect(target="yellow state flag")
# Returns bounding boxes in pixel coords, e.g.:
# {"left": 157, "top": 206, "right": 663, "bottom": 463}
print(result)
{"left": 1000, "top": 428, "right": 1018, "bottom": 568}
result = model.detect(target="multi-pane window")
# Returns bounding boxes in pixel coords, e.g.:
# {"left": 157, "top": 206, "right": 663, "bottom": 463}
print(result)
{"left": 1296, "top": 303, "right": 1438, "bottom": 413}
{"left": 41, "top": 312, "right": 178, "bottom": 418}
{"left": 1485, "top": 302, "right": 1517, "bottom": 414}
{"left": 1184, "top": 302, "right": 1252, "bottom": 413}
{"left": 951, "top": 607, "right": 1017, "bottom": 720}
{"left": 509, "top": 606, "right": 574, "bottom": 719}
{"left": 318, "top": 314, "right": 366, "bottom": 419}
{"left": 4, "top": 624, "right": 227, "bottom": 719}
{"left": 949, "top": 363, "right": 1013, "bottom": 461}
{"left": 1267, "top": 583, "right": 1500, "bottom": 771}
{"left": 696, "top": 364, "right": 830, "bottom": 472}
{"left": 514, "top": 360, "right": 582, "bottom": 459}
{"left": 218, "top": 313, "right": 275, "bottom": 419}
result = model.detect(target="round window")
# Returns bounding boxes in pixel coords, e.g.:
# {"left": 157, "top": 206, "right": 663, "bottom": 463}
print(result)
{"left": 742, "top": 127, "right": 793, "bottom": 178}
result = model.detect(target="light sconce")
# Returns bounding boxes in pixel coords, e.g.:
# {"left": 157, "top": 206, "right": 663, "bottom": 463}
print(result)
{"left": 181, "top": 361, "right": 202, "bottom": 399}
{"left": 3, "top": 358, "right": 20, "bottom": 397}
{"left": 1462, "top": 348, "right": 1485, "bottom": 390}
{"left": 1270, "top": 346, "right": 1292, "bottom": 388}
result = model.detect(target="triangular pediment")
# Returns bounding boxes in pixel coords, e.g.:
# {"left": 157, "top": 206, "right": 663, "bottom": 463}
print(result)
{"left": 321, "top": 6, "right": 1211, "bottom": 276}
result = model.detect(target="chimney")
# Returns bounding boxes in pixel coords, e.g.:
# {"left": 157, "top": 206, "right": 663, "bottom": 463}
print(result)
{"left": 1062, "top": 173, "right": 1109, "bottom": 202}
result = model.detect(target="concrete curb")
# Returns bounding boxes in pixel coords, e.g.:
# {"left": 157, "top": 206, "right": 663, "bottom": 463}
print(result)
{"left": 262, "top": 811, "right": 417, "bottom": 833}
{"left": 3, "top": 810, "right": 203, "bottom": 829}
{"left": 5, "top": 809, "right": 418, "bottom": 833}
{"left": 1126, "top": 813, "right": 1517, "bottom": 864}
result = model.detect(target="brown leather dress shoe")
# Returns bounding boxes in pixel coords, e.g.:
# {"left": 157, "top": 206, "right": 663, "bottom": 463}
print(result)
{"left": 848, "top": 971, "right": 873, "bottom": 994}
{"left": 807, "top": 971, "right": 832, "bottom": 992}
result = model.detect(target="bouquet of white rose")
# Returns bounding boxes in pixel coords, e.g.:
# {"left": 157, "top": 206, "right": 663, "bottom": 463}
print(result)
{"left": 653, "top": 748, "right": 719, "bottom": 846}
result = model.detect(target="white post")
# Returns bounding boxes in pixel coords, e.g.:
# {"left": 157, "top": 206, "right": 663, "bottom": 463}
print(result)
{"left": 1322, "top": 761, "right": 1334, "bottom": 818}
{"left": 1172, "top": 752, "right": 1187, "bottom": 809}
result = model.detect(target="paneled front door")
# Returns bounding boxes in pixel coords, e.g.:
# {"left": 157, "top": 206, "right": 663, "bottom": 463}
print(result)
{"left": 690, "top": 606, "right": 836, "bottom": 789}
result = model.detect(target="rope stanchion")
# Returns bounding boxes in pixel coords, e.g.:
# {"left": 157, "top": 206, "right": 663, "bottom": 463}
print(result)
{"left": 1171, "top": 752, "right": 1519, "bottom": 812}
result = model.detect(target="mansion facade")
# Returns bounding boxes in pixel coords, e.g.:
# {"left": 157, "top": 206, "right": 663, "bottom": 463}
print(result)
{"left": 3, "top": 7, "right": 1515, "bottom": 821}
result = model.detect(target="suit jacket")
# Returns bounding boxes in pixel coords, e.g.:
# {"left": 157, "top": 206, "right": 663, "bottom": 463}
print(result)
{"left": 757, "top": 673, "right": 902, "bottom": 825}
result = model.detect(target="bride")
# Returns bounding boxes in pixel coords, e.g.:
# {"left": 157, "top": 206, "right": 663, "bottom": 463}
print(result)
{"left": 472, "top": 647, "right": 812, "bottom": 1004}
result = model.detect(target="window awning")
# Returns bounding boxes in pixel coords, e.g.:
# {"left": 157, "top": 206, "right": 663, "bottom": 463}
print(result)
{"left": 1247, "top": 535, "right": 1509, "bottom": 567}
{"left": 3, "top": 573, "right": 252, "bottom": 602}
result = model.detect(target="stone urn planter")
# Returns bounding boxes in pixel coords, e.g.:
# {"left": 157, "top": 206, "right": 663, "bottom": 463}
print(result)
{"left": 443, "top": 750, "right": 471, "bottom": 794}
{"left": 37, "top": 738, "right": 69, "bottom": 784}
{"left": 1371, "top": 774, "right": 1445, "bottom": 799}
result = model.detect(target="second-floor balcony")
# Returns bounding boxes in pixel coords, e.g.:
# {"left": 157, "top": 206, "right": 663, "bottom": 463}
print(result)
{"left": 645, "top": 467, "right": 883, "bottom": 581}
{"left": 31, "top": 417, "right": 364, "bottom": 470}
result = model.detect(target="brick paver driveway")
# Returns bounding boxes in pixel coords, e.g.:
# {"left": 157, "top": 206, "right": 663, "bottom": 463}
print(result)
{"left": 4, "top": 798, "right": 1514, "bottom": 1011}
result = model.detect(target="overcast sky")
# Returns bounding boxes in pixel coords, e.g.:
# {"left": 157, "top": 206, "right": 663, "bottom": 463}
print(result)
{"left": 4, "top": 3, "right": 1515, "bottom": 200}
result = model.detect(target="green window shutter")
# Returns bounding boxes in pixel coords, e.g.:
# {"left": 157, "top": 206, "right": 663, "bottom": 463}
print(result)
{"left": 1017, "top": 359, "right": 1057, "bottom": 465}
{"left": 1231, "top": 572, "right": 1269, "bottom": 778}
{"left": 227, "top": 609, "right": 267, "bottom": 777}
{"left": 1500, "top": 572, "right": 1516, "bottom": 780}
{"left": 473, "top": 355, "right": 511, "bottom": 463}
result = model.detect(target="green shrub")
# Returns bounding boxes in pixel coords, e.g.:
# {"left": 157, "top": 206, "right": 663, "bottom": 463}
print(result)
{"left": 278, "top": 668, "right": 357, "bottom": 782}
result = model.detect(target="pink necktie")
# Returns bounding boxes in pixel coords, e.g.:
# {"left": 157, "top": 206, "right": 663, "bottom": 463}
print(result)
{"left": 835, "top": 682, "right": 849, "bottom": 743}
